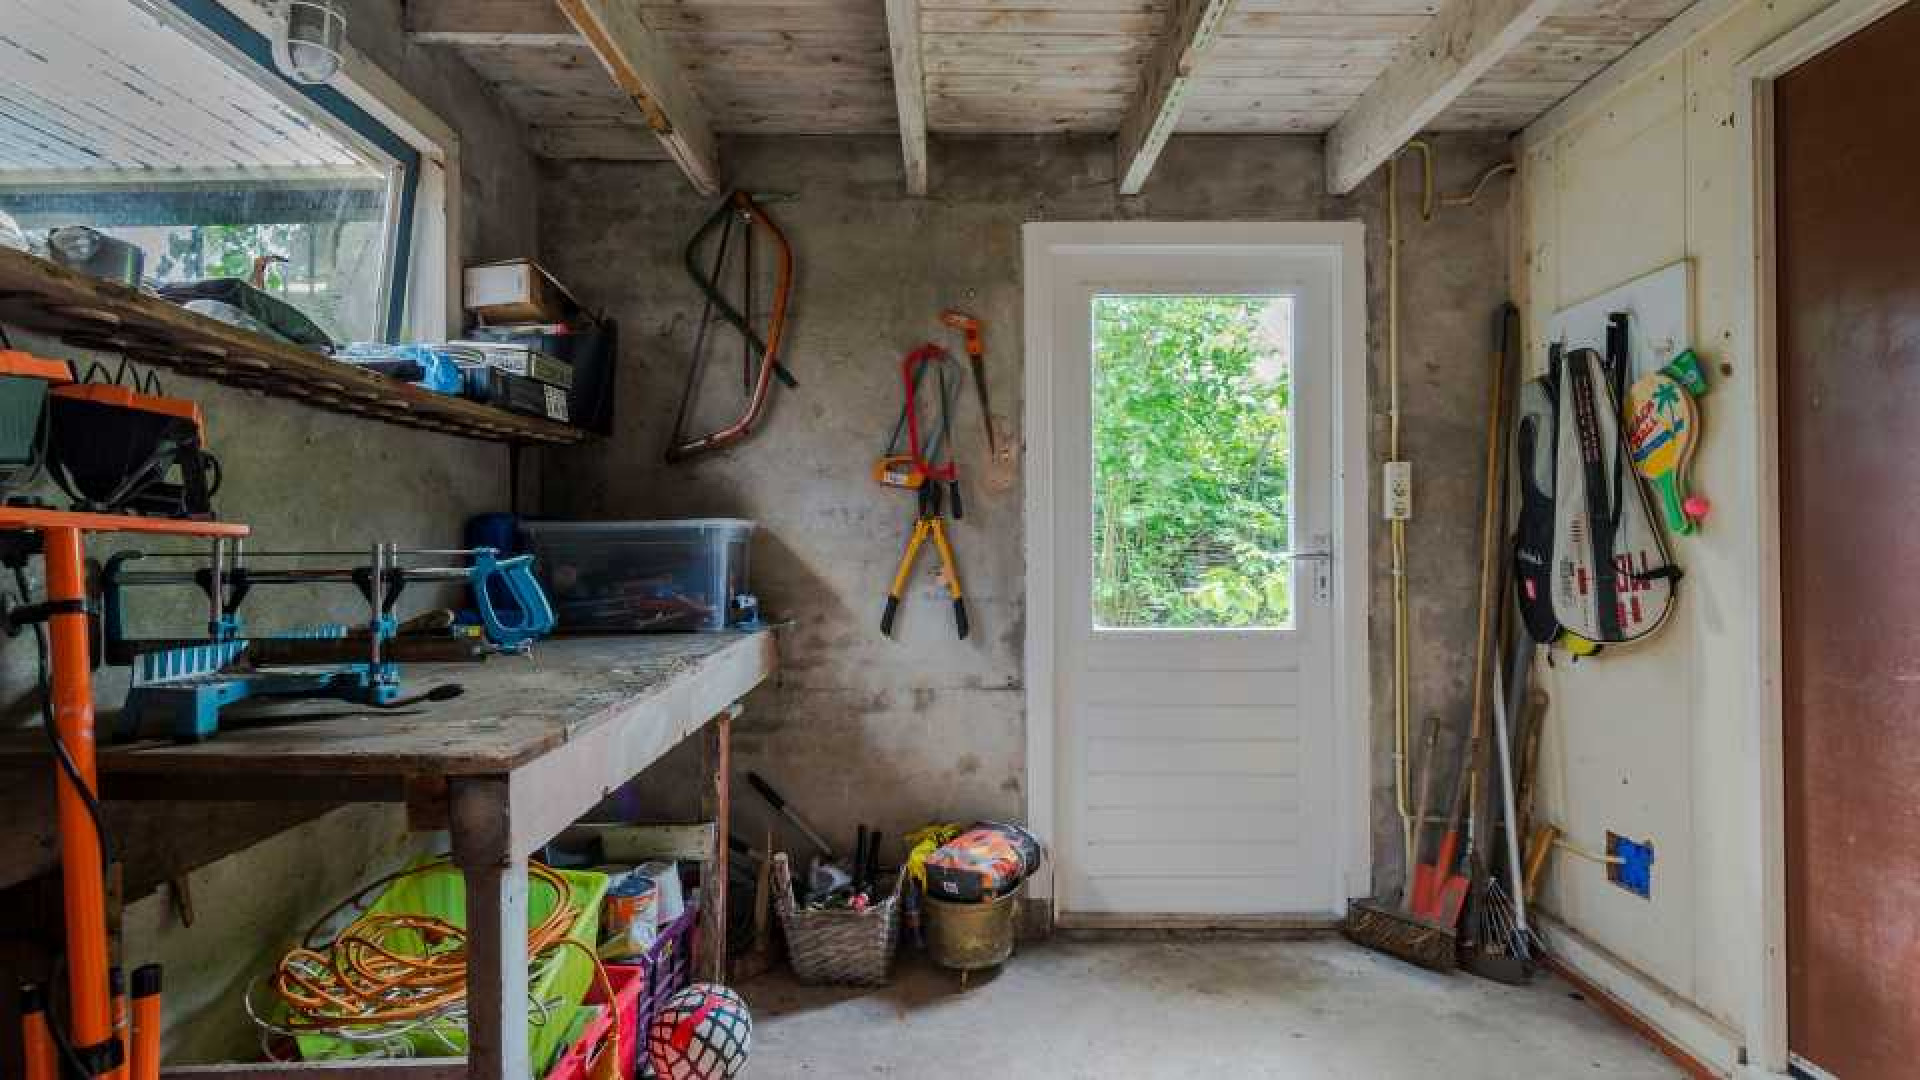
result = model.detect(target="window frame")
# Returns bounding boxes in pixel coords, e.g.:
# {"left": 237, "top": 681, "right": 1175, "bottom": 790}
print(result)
{"left": 154, "top": 0, "right": 422, "bottom": 342}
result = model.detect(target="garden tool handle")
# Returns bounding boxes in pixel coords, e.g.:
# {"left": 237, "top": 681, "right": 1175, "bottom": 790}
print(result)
{"left": 469, "top": 550, "right": 555, "bottom": 649}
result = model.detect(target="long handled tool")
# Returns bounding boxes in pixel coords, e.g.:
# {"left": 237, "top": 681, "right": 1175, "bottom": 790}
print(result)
{"left": 1414, "top": 735, "right": 1473, "bottom": 927}
{"left": 1490, "top": 648, "right": 1530, "bottom": 943}
{"left": 1407, "top": 716, "right": 1441, "bottom": 903}
{"left": 746, "top": 771, "right": 835, "bottom": 859}
{"left": 1345, "top": 720, "right": 1468, "bottom": 973}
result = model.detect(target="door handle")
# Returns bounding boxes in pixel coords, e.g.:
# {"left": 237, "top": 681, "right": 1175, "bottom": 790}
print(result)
{"left": 1289, "top": 536, "right": 1334, "bottom": 605}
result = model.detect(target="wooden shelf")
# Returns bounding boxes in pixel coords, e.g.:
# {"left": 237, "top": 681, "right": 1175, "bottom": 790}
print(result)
{"left": 0, "top": 246, "right": 586, "bottom": 445}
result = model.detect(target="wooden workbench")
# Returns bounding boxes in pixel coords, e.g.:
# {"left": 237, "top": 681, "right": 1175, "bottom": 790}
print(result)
{"left": 23, "top": 632, "right": 776, "bottom": 1080}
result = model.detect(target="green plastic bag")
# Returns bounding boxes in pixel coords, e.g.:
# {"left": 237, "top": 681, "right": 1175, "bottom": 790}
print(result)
{"left": 294, "top": 862, "right": 608, "bottom": 1069}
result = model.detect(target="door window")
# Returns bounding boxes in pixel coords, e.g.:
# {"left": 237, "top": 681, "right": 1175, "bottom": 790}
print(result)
{"left": 1090, "top": 294, "right": 1295, "bottom": 629}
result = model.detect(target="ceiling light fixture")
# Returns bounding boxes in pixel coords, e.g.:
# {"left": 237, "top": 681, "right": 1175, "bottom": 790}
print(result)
{"left": 273, "top": 0, "right": 347, "bottom": 85}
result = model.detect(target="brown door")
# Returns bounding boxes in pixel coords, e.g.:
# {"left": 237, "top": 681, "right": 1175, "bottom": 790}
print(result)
{"left": 1777, "top": 5, "right": 1920, "bottom": 1078}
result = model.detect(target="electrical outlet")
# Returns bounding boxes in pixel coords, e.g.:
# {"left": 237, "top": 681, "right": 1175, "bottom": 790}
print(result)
{"left": 1606, "top": 832, "right": 1655, "bottom": 898}
{"left": 1383, "top": 460, "right": 1412, "bottom": 520}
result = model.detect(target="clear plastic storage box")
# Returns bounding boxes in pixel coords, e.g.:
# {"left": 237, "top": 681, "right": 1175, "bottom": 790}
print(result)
{"left": 521, "top": 519, "right": 756, "bottom": 633}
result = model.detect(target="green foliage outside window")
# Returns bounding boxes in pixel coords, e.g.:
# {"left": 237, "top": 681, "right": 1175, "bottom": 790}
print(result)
{"left": 1091, "top": 295, "right": 1294, "bottom": 628}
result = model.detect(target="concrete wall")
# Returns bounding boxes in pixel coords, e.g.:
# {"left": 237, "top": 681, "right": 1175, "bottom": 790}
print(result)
{"left": 0, "top": 2, "right": 541, "bottom": 1064}
{"left": 1516, "top": 0, "right": 1847, "bottom": 1070}
{"left": 538, "top": 134, "right": 1513, "bottom": 896}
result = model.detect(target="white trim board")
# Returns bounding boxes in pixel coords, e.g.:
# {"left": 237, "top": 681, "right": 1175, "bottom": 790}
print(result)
{"left": 1539, "top": 912, "right": 1746, "bottom": 1075}
{"left": 1020, "top": 221, "right": 1371, "bottom": 912}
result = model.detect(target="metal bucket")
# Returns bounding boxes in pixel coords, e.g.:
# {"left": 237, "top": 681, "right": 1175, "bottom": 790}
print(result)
{"left": 925, "top": 884, "right": 1023, "bottom": 972}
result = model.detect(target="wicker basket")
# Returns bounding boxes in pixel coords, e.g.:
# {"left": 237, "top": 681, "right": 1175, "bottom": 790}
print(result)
{"left": 772, "top": 852, "right": 903, "bottom": 986}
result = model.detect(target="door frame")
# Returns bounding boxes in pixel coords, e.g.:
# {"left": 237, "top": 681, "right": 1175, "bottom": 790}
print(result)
{"left": 1020, "top": 220, "right": 1371, "bottom": 918}
{"left": 1733, "top": 1, "right": 1912, "bottom": 1075}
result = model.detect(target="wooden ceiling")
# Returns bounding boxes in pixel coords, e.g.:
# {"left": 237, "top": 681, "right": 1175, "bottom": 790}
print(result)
{"left": 406, "top": 0, "right": 1696, "bottom": 195}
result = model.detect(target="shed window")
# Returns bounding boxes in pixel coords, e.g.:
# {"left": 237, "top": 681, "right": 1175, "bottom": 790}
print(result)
{"left": 0, "top": 0, "right": 419, "bottom": 343}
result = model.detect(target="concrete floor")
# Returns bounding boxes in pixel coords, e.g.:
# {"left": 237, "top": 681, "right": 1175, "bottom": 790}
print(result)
{"left": 743, "top": 940, "right": 1683, "bottom": 1079}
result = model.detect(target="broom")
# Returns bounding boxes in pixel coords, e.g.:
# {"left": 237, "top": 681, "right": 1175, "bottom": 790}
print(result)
{"left": 1345, "top": 719, "right": 1461, "bottom": 973}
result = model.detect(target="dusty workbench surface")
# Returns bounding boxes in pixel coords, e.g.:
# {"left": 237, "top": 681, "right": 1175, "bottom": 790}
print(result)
{"left": 3, "top": 632, "right": 775, "bottom": 780}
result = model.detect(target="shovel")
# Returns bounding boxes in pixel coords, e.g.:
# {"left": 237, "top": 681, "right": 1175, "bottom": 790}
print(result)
{"left": 1413, "top": 739, "right": 1474, "bottom": 927}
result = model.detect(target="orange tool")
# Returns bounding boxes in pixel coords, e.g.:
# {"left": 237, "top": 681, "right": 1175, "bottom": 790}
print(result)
{"left": 3, "top": 508, "right": 248, "bottom": 1079}
{"left": 21, "top": 983, "right": 56, "bottom": 1080}
{"left": 940, "top": 309, "right": 997, "bottom": 457}
{"left": 130, "top": 965, "right": 162, "bottom": 1080}
{"left": 1412, "top": 738, "right": 1474, "bottom": 926}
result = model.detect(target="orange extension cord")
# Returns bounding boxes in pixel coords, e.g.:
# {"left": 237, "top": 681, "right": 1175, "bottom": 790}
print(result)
{"left": 267, "top": 859, "right": 610, "bottom": 1039}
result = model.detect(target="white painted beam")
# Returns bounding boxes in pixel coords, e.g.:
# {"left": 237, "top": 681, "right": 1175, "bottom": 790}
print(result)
{"left": 404, "top": 0, "right": 580, "bottom": 47}
{"left": 554, "top": 0, "right": 724, "bottom": 196}
{"left": 1114, "top": 0, "right": 1237, "bottom": 195}
{"left": 884, "top": 0, "right": 930, "bottom": 196}
{"left": 1324, "top": 0, "right": 1563, "bottom": 195}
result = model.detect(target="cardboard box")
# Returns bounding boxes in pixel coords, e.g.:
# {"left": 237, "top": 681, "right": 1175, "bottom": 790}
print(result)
{"left": 446, "top": 340, "right": 574, "bottom": 389}
{"left": 463, "top": 259, "right": 571, "bottom": 323}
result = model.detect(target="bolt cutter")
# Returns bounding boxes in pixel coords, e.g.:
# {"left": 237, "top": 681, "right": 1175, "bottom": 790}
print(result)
{"left": 880, "top": 479, "right": 968, "bottom": 640}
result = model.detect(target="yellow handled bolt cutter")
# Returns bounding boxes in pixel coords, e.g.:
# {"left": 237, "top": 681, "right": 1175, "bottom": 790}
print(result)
{"left": 880, "top": 482, "right": 967, "bottom": 639}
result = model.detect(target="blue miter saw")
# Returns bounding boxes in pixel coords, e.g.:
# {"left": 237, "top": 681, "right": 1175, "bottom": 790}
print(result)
{"left": 103, "top": 541, "right": 556, "bottom": 742}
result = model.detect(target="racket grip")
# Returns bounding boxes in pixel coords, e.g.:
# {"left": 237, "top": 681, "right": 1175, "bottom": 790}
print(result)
{"left": 880, "top": 595, "right": 901, "bottom": 637}
{"left": 953, "top": 598, "right": 969, "bottom": 639}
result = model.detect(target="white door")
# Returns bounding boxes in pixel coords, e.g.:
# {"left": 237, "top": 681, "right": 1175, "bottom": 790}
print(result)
{"left": 1025, "top": 223, "right": 1366, "bottom": 921}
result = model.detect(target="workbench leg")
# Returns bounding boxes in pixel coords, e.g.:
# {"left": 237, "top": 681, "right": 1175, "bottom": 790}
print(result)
{"left": 451, "top": 777, "right": 530, "bottom": 1080}
{"left": 698, "top": 708, "right": 732, "bottom": 983}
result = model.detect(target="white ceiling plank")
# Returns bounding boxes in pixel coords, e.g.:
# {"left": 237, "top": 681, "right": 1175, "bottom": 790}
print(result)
{"left": 884, "top": 0, "right": 930, "bottom": 195}
{"left": 1323, "top": 0, "right": 1563, "bottom": 194}
{"left": 554, "top": 0, "right": 724, "bottom": 195}
{"left": 1114, "top": 0, "right": 1238, "bottom": 195}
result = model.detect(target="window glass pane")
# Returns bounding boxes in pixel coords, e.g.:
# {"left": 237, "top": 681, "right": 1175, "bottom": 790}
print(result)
{"left": 0, "top": 0, "right": 397, "bottom": 343}
{"left": 1091, "top": 294, "right": 1294, "bottom": 629}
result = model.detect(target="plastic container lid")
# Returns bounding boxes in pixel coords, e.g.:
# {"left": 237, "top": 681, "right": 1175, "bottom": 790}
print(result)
{"left": 521, "top": 518, "right": 755, "bottom": 533}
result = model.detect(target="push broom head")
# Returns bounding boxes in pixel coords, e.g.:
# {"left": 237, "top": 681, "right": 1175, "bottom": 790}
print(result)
{"left": 1344, "top": 898, "right": 1458, "bottom": 973}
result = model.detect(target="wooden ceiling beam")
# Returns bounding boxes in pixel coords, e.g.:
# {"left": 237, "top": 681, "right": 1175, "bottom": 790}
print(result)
{"left": 405, "top": 0, "right": 579, "bottom": 47}
{"left": 1324, "top": 0, "right": 1561, "bottom": 195}
{"left": 884, "top": 0, "right": 930, "bottom": 195}
{"left": 554, "top": 0, "right": 724, "bottom": 195}
{"left": 1114, "top": 0, "right": 1238, "bottom": 195}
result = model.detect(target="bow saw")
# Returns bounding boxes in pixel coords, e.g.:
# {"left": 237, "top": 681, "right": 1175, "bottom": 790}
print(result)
{"left": 666, "top": 191, "right": 797, "bottom": 463}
